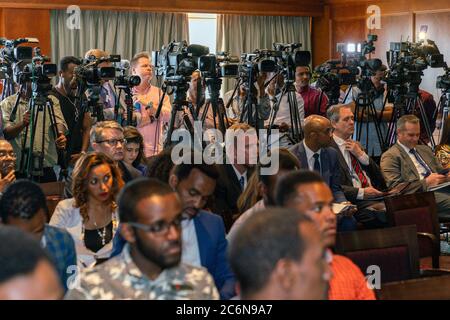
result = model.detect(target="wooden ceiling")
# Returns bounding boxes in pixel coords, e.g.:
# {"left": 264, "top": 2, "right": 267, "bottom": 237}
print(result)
{"left": 0, "top": 0, "right": 325, "bottom": 16}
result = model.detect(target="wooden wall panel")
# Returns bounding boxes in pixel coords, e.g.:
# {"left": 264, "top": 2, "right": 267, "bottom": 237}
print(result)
{"left": 370, "top": 13, "right": 412, "bottom": 64}
{"left": 1, "top": 8, "right": 51, "bottom": 57}
{"left": 331, "top": 18, "right": 366, "bottom": 59}
{"left": 0, "top": 0, "right": 324, "bottom": 16}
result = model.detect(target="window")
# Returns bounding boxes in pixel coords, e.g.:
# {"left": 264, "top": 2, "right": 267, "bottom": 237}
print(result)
{"left": 188, "top": 13, "right": 217, "bottom": 54}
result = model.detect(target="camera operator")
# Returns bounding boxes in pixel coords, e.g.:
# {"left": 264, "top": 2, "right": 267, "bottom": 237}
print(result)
{"left": 0, "top": 75, "right": 67, "bottom": 182}
{"left": 295, "top": 65, "right": 329, "bottom": 117}
{"left": 223, "top": 73, "right": 271, "bottom": 130}
{"left": 265, "top": 71, "right": 305, "bottom": 147}
{"left": 130, "top": 52, "right": 171, "bottom": 157}
{"left": 51, "top": 56, "right": 91, "bottom": 166}
{"left": 343, "top": 64, "right": 392, "bottom": 157}
{"left": 84, "top": 49, "right": 123, "bottom": 122}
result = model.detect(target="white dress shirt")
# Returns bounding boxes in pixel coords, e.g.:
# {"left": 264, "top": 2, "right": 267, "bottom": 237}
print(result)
{"left": 303, "top": 140, "right": 321, "bottom": 172}
{"left": 181, "top": 218, "right": 201, "bottom": 267}
{"left": 231, "top": 164, "right": 247, "bottom": 190}
{"left": 398, "top": 142, "right": 429, "bottom": 179}
{"left": 333, "top": 135, "right": 371, "bottom": 200}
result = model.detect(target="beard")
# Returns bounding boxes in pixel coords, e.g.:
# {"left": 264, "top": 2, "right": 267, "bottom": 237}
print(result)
{"left": 134, "top": 232, "right": 181, "bottom": 269}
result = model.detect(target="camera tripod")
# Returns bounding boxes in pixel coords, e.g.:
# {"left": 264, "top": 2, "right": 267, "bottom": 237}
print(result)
{"left": 433, "top": 90, "right": 450, "bottom": 144}
{"left": 14, "top": 91, "right": 66, "bottom": 181}
{"left": 385, "top": 85, "right": 436, "bottom": 149}
{"left": 353, "top": 81, "right": 387, "bottom": 156}
{"left": 201, "top": 77, "right": 230, "bottom": 135}
{"left": 267, "top": 75, "right": 304, "bottom": 145}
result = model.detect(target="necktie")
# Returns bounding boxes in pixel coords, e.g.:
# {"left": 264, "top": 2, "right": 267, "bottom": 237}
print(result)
{"left": 350, "top": 153, "right": 369, "bottom": 188}
{"left": 239, "top": 176, "right": 245, "bottom": 190}
{"left": 313, "top": 153, "right": 321, "bottom": 174}
{"left": 409, "top": 148, "right": 432, "bottom": 177}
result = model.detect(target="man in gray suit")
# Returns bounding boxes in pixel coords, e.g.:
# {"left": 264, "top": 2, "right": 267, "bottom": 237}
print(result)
{"left": 381, "top": 115, "right": 450, "bottom": 218}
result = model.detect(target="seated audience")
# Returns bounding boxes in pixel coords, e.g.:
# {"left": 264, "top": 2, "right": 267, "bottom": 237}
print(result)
{"left": 381, "top": 115, "right": 450, "bottom": 219}
{"left": 112, "top": 160, "right": 236, "bottom": 299}
{"left": 275, "top": 170, "right": 376, "bottom": 300}
{"left": 289, "top": 115, "right": 357, "bottom": 231}
{"left": 435, "top": 116, "right": 450, "bottom": 169}
{"left": 228, "top": 207, "right": 330, "bottom": 300}
{"left": 123, "top": 126, "right": 148, "bottom": 176}
{"left": 327, "top": 104, "right": 387, "bottom": 228}
{"left": 65, "top": 178, "right": 219, "bottom": 300}
{"left": 0, "top": 180, "right": 77, "bottom": 292}
{"left": 50, "top": 152, "right": 124, "bottom": 268}
{"left": 0, "top": 226, "right": 63, "bottom": 300}
{"left": 228, "top": 148, "right": 301, "bottom": 243}
{"left": 0, "top": 139, "right": 16, "bottom": 194}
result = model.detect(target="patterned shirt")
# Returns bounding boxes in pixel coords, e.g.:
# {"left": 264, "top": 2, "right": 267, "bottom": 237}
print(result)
{"left": 42, "top": 224, "right": 77, "bottom": 292}
{"left": 65, "top": 244, "right": 219, "bottom": 300}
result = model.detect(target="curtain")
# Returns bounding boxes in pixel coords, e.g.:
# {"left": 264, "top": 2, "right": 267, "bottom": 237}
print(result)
{"left": 50, "top": 10, "right": 189, "bottom": 66}
{"left": 216, "top": 14, "right": 311, "bottom": 93}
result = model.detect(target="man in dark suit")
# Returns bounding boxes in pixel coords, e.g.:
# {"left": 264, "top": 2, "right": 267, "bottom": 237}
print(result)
{"left": 327, "top": 104, "right": 387, "bottom": 228}
{"left": 381, "top": 115, "right": 450, "bottom": 219}
{"left": 214, "top": 123, "right": 257, "bottom": 231}
{"left": 289, "top": 115, "right": 357, "bottom": 231}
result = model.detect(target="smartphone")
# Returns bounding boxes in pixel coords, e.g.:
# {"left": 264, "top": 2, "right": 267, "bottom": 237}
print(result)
{"left": 0, "top": 163, "right": 14, "bottom": 177}
{"left": 439, "top": 168, "right": 450, "bottom": 175}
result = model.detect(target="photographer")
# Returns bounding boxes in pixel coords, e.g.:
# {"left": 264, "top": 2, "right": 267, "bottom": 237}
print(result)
{"left": 130, "top": 51, "right": 171, "bottom": 157}
{"left": 343, "top": 64, "right": 392, "bottom": 157}
{"left": 223, "top": 74, "right": 271, "bottom": 129}
{"left": 51, "top": 56, "right": 91, "bottom": 166}
{"left": 1, "top": 78, "right": 67, "bottom": 182}
{"left": 295, "top": 65, "right": 329, "bottom": 117}
{"left": 84, "top": 49, "right": 123, "bottom": 122}
{"left": 265, "top": 71, "right": 305, "bottom": 147}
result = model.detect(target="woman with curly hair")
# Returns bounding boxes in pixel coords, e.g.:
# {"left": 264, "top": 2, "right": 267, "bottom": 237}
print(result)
{"left": 50, "top": 152, "right": 124, "bottom": 268}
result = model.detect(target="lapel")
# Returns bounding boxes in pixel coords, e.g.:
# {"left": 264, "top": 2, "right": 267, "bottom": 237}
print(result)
{"left": 394, "top": 143, "right": 420, "bottom": 179}
{"left": 320, "top": 148, "right": 330, "bottom": 181}
{"left": 193, "top": 213, "right": 210, "bottom": 268}
{"left": 296, "top": 142, "right": 309, "bottom": 170}
{"left": 224, "top": 163, "right": 242, "bottom": 194}
{"left": 330, "top": 139, "right": 352, "bottom": 183}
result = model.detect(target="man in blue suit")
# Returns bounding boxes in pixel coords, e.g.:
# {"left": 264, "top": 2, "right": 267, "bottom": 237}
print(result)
{"left": 289, "top": 115, "right": 357, "bottom": 231}
{"left": 112, "top": 162, "right": 236, "bottom": 299}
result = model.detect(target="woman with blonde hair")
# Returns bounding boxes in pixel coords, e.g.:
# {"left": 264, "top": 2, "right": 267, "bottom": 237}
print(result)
{"left": 50, "top": 152, "right": 124, "bottom": 268}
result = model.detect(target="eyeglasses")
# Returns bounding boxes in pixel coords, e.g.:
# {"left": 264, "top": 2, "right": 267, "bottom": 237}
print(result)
{"left": 96, "top": 138, "right": 127, "bottom": 147}
{"left": 128, "top": 215, "right": 186, "bottom": 235}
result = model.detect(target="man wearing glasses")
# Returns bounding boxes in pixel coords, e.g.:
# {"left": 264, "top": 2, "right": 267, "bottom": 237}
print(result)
{"left": 275, "top": 170, "right": 375, "bottom": 300}
{"left": 90, "top": 120, "right": 141, "bottom": 183}
{"left": 0, "top": 139, "right": 16, "bottom": 195}
{"left": 289, "top": 115, "right": 357, "bottom": 231}
{"left": 65, "top": 178, "right": 219, "bottom": 300}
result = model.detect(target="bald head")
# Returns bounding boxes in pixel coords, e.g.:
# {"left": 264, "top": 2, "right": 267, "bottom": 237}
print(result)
{"left": 303, "top": 115, "right": 334, "bottom": 150}
{"left": 304, "top": 115, "right": 331, "bottom": 137}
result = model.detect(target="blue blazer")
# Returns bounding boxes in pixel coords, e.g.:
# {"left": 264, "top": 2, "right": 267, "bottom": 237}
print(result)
{"left": 111, "top": 210, "right": 236, "bottom": 300}
{"left": 289, "top": 141, "right": 347, "bottom": 203}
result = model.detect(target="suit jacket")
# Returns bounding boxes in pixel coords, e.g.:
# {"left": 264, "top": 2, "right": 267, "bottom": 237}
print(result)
{"left": 330, "top": 139, "right": 387, "bottom": 203}
{"left": 380, "top": 142, "right": 443, "bottom": 193}
{"left": 214, "top": 163, "right": 254, "bottom": 231}
{"left": 289, "top": 141, "right": 347, "bottom": 203}
{"left": 193, "top": 210, "right": 236, "bottom": 300}
{"left": 110, "top": 210, "right": 236, "bottom": 300}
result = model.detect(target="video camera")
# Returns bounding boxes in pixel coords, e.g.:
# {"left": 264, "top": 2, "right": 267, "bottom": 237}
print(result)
{"left": 74, "top": 54, "right": 118, "bottom": 86}
{"left": 437, "top": 65, "right": 450, "bottom": 91}
{"left": 152, "top": 41, "right": 209, "bottom": 81}
{"left": 0, "top": 37, "right": 38, "bottom": 80}
{"left": 113, "top": 59, "right": 141, "bottom": 89}
{"left": 198, "top": 51, "right": 239, "bottom": 78}
{"left": 386, "top": 39, "right": 445, "bottom": 88}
